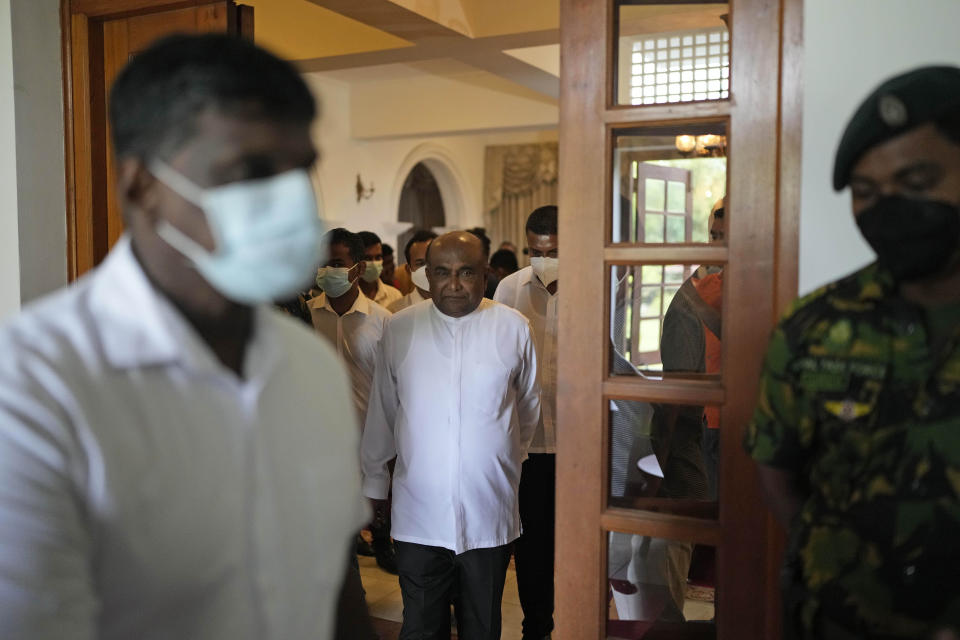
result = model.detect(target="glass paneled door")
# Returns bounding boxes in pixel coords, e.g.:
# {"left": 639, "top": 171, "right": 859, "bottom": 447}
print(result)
{"left": 555, "top": 0, "right": 803, "bottom": 637}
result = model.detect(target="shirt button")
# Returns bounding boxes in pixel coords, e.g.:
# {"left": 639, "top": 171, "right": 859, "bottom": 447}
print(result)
{"left": 904, "top": 564, "right": 916, "bottom": 577}
{"left": 912, "top": 478, "right": 922, "bottom": 491}
{"left": 905, "top": 323, "right": 917, "bottom": 335}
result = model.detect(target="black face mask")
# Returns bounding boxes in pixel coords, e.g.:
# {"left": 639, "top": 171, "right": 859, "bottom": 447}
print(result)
{"left": 855, "top": 195, "right": 960, "bottom": 281}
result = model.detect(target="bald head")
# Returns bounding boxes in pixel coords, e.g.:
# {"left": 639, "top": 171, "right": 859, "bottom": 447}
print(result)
{"left": 426, "top": 232, "right": 488, "bottom": 317}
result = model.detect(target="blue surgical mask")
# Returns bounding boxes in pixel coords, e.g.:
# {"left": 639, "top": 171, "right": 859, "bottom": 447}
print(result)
{"left": 316, "top": 265, "right": 358, "bottom": 298}
{"left": 150, "top": 160, "right": 325, "bottom": 305}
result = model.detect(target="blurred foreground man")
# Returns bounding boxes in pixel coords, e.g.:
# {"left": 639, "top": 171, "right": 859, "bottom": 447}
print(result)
{"left": 362, "top": 232, "right": 541, "bottom": 640}
{"left": 0, "top": 35, "right": 369, "bottom": 639}
{"left": 494, "top": 205, "right": 559, "bottom": 640}
{"left": 745, "top": 66, "right": 960, "bottom": 639}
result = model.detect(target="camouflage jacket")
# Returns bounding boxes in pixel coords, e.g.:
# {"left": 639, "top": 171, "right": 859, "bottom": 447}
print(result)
{"left": 744, "top": 263, "right": 960, "bottom": 639}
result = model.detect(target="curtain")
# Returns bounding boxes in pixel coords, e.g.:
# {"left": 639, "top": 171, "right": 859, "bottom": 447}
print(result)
{"left": 483, "top": 142, "right": 559, "bottom": 264}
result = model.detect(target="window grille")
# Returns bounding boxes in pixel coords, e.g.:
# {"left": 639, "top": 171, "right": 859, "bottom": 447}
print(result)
{"left": 629, "top": 27, "right": 730, "bottom": 105}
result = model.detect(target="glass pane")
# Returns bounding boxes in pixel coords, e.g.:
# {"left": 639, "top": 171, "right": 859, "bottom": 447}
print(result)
{"left": 639, "top": 286, "right": 661, "bottom": 318}
{"left": 666, "top": 180, "right": 687, "bottom": 213}
{"left": 612, "top": 123, "right": 728, "bottom": 244}
{"left": 645, "top": 179, "right": 666, "bottom": 211}
{"left": 607, "top": 532, "right": 716, "bottom": 636}
{"left": 666, "top": 215, "right": 686, "bottom": 243}
{"left": 610, "top": 265, "right": 723, "bottom": 376}
{"left": 608, "top": 400, "right": 721, "bottom": 508}
{"left": 641, "top": 265, "right": 663, "bottom": 285}
{"left": 644, "top": 214, "right": 665, "bottom": 243}
{"left": 616, "top": 1, "right": 730, "bottom": 106}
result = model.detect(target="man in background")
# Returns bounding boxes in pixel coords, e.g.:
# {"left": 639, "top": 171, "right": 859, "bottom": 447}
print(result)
{"left": 0, "top": 33, "right": 370, "bottom": 640}
{"left": 489, "top": 248, "right": 520, "bottom": 292}
{"left": 363, "top": 232, "right": 541, "bottom": 639}
{"left": 388, "top": 229, "right": 437, "bottom": 313}
{"left": 358, "top": 231, "right": 403, "bottom": 308}
{"left": 494, "top": 205, "right": 559, "bottom": 640}
{"left": 381, "top": 243, "right": 399, "bottom": 290}
{"left": 310, "top": 228, "right": 397, "bottom": 576}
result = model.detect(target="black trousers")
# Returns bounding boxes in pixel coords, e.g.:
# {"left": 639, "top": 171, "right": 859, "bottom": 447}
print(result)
{"left": 394, "top": 540, "right": 512, "bottom": 640}
{"left": 514, "top": 453, "right": 556, "bottom": 639}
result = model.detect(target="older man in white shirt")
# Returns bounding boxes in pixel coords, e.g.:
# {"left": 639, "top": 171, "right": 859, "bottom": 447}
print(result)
{"left": 388, "top": 228, "right": 437, "bottom": 313}
{"left": 493, "top": 205, "right": 559, "bottom": 640}
{"left": 362, "top": 231, "right": 541, "bottom": 640}
{"left": 0, "top": 34, "right": 370, "bottom": 640}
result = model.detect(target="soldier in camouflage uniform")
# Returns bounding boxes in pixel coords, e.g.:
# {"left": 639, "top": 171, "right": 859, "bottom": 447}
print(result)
{"left": 744, "top": 66, "right": 960, "bottom": 639}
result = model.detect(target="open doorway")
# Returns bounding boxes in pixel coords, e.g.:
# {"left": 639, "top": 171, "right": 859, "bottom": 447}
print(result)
{"left": 397, "top": 162, "right": 446, "bottom": 265}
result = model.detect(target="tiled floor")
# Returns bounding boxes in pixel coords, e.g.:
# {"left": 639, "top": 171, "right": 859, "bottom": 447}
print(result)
{"left": 360, "top": 556, "right": 714, "bottom": 639}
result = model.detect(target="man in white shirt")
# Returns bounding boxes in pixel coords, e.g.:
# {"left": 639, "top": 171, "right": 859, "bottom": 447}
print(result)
{"left": 493, "top": 205, "right": 559, "bottom": 640}
{"left": 311, "top": 228, "right": 392, "bottom": 422}
{"left": 388, "top": 228, "right": 437, "bottom": 313}
{"left": 362, "top": 232, "right": 541, "bottom": 639}
{"left": 310, "top": 227, "right": 396, "bottom": 574}
{"left": 0, "top": 34, "right": 370, "bottom": 640}
{"left": 358, "top": 231, "right": 404, "bottom": 308}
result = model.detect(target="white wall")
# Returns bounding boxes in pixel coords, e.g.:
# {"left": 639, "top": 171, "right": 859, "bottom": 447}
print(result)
{"left": 0, "top": 0, "right": 22, "bottom": 320}
{"left": 305, "top": 73, "right": 557, "bottom": 253}
{"left": 11, "top": 0, "right": 67, "bottom": 304}
{"left": 799, "top": 0, "right": 960, "bottom": 294}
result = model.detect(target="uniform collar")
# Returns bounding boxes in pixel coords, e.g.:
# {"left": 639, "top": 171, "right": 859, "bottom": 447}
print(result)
{"left": 855, "top": 262, "right": 897, "bottom": 301}
{"left": 87, "top": 235, "right": 284, "bottom": 380}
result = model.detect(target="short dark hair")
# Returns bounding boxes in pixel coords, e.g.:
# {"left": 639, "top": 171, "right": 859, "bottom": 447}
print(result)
{"left": 382, "top": 244, "right": 394, "bottom": 257}
{"left": 490, "top": 249, "right": 519, "bottom": 273}
{"left": 324, "top": 228, "right": 365, "bottom": 263}
{"left": 526, "top": 205, "right": 558, "bottom": 236}
{"left": 466, "top": 227, "right": 491, "bottom": 258}
{"left": 404, "top": 229, "right": 438, "bottom": 263}
{"left": 109, "top": 34, "right": 315, "bottom": 162}
{"left": 357, "top": 231, "right": 382, "bottom": 250}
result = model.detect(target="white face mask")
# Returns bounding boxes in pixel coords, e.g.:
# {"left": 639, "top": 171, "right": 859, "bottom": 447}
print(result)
{"left": 410, "top": 265, "right": 430, "bottom": 292}
{"left": 316, "top": 265, "right": 358, "bottom": 299}
{"left": 150, "top": 160, "right": 324, "bottom": 305}
{"left": 361, "top": 259, "right": 384, "bottom": 283}
{"left": 530, "top": 256, "right": 559, "bottom": 287}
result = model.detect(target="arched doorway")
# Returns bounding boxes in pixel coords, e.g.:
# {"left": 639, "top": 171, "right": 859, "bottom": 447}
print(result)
{"left": 397, "top": 162, "right": 446, "bottom": 264}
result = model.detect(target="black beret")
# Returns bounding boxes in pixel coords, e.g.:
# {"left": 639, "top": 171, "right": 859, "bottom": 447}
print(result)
{"left": 833, "top": 65, "right": 960, "bottom": 191}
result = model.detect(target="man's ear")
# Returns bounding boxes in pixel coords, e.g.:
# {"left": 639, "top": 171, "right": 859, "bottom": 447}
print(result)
{"left": 117, "top": 156, "right": 161, "bottom": 223}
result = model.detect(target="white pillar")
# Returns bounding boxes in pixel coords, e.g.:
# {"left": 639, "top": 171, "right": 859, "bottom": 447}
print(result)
{"left": 0, "top": 0, "right": 22, "bottom": 320}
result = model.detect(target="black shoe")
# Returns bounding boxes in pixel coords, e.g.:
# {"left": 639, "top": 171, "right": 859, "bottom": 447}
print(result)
{"left": 373, "top": 539, "right": 399, "bottom": 574}
{"left": 355, "top": 534, "right": 375, "bottom": 557}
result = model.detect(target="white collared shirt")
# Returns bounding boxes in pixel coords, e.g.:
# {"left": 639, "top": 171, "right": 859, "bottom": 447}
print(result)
{"left": 367, "top": 279, "right": 403, "bottom": 309}
{"left": 387, "top": 287, "right": 426, "bottom": 313}
{"left": 361, "top": 299, "right": 541, "bottom": 554}
{"left": 494, "top": 266, "right": 558, "bottom": 453}
{"left": 0, "top": 237, "right": 367, "bottom": 640}
{"left": 308, "top": 290, "right": 391, "bottom": 422}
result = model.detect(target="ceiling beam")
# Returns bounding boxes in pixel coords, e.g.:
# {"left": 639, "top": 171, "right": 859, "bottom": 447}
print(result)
{"left": 303, "top": 0, "right": 558, "bottom": 99}
{"left": 296, "top": 28, "right": 559, "bottom": 73}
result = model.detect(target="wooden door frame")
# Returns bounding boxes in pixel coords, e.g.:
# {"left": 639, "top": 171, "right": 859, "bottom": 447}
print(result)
{"left": 60, "top": 0, "right": 251, "bottom": 281}
{"left": 555, "top": 0, "right": 802, "bottom": 637}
